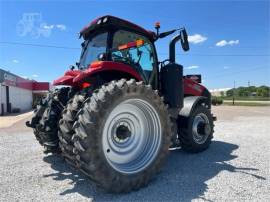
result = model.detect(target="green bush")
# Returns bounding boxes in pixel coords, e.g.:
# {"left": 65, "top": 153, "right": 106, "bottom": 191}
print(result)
{"left": 212, "top": 96, "right": 223, "bottom": 105}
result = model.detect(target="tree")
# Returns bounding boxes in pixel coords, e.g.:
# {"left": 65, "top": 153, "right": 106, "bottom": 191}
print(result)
{"left": 225, "top": 86, "right": 270, "bottom": 98}
{"left": 257, "top": 86, "right": 270, "bottom": 97}
{"left": 261, "top": 88, "right": 269, "bottom": 97}
{"left": 220, "top": 91, "right": 225, "bottom": 97}
{"left": 226, "top": 89, "right": 233, "bottom": 97}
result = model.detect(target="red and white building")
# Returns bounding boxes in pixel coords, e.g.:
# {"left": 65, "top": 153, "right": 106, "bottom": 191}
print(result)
{"left": 0, "top": 68, "right": 49, "bottom": 115}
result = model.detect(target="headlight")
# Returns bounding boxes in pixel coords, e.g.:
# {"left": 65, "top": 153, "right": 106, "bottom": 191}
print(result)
{"left": 103, "top": 17, "right": 108, "bottom": 23}
{"left": 97, "top": 19, "right": 102, "bottom": 25}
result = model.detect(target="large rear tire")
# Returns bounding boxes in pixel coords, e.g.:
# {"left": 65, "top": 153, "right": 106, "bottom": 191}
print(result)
{"left": 178, "top": 105, "right": 214, "bottom": 153}
{"left": 72, "top": 79, "right": 172, "bottom": 192}
{"left": 30, "top": 88, "right": 71, "bottom": 153}
{"left": 58, "top": 93, "right": 86, "bottom": 166}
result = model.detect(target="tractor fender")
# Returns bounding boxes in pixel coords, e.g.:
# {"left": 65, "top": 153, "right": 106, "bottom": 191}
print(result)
{"left": 73, "top": 61, "right": 143, "bottom": 84}
{"left": 53, "top": 70, "right": 81, "bottom": 86}
{"left": 179, "top": 96, "right": 209, "bottom": 117}
{"left": 53, "top": 75, "right": 75, "bottom": 86}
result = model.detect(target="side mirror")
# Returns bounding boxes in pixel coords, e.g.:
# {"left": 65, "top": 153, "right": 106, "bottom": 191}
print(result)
{"left": 81, "top": 42, "right": 85, "bottom": 47}
{"left": 180, "top": 29, "right": 189, "bottom": 52}
{"left": 97, "top": 52, "right": 106, "bottom": 61}
{"left": 69, "top": 65, "right": 75, "bottom": 70}
{"left": 169, "top": 28, "right": 190, "bottom": 63}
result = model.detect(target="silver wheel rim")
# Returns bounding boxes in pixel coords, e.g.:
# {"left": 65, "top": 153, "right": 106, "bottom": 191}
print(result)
{"left": 192, "top": 113, "right": 211, "bottom": 144}
{"left": 102, "top": 98, "right": 162, "bottom": 174}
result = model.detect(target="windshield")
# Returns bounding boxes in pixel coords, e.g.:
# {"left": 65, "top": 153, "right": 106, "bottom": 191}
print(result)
{"left": 79, "top": 32, "right": 108, "bottom": 69}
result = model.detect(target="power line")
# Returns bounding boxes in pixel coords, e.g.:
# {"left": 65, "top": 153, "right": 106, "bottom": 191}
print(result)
{"left": 178, "top": 54, "right": 270, "bottom": 57}
{"left": 164, "top": 52, "right": 270, "bottom": 56}
{"left": 1, "top": 41, "right": 270, "bottom": 57}
{"left": 206, "top": 66, "right": 270, "bottom": 79}
{"left": 0, "top": 41, "right": 80, "bottom": 50}
{"left": 181, "top": 46, "right": 269, "bottom": 49}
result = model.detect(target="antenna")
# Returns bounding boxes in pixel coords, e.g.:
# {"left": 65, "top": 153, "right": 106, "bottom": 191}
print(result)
{"left": 155, "top": 22, "right": 160, "bottom": 36}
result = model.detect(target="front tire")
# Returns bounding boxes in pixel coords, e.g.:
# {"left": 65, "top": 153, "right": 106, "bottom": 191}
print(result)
{"left": 178, "top": 105, "right": 214, "bottom": 153}
{"left": 72, "top": 79, "right": 172, "bottom": 192}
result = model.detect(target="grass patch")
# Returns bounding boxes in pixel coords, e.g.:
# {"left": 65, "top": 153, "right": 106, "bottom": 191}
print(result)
{"left": 223, "top": 102, "right": 270, "bottom": 107}
{"left": 222, "top": 97, "right": 270, "bottom": 101}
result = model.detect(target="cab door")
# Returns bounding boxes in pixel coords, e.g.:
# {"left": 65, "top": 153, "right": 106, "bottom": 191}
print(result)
{"left": 111, "top": 30, "right": 158, "bottom": 86}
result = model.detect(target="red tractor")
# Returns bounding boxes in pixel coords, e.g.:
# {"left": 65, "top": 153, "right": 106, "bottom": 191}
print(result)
{"left": 26, "top": 16, "right": 215, "bottom": 193}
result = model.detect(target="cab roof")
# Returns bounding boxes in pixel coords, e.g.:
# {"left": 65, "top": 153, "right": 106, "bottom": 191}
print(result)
{"left": 80, "top": 15, "right": 156, "bottom": 41}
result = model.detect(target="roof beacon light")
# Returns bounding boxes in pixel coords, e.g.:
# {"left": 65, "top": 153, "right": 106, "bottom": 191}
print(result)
{"left": 155, "top": 22, "right": 160, "bottom": 29}
{"left": 155, "top": 22, "right": 161, "bottom": 36}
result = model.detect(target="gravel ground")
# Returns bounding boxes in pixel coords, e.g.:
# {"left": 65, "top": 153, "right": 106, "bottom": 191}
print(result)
{"left": 0, "top": 106, "right": 269, "bottom": 201}
{"left": 0, "top": 111, "right": 32, "bottom": 128}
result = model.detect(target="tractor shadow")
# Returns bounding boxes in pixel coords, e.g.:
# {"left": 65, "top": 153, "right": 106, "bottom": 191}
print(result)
{"left": 43, "top": 140, "right": 266, "bottom": 201}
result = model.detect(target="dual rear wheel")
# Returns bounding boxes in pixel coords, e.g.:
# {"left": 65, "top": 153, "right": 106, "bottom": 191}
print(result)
{"left": 43, "top": 79, "right": 213, "bottom": 192}
{"left": 28, "top": 87, "right": 71, "bottom": 153}
{"left": 59, "top": 79, "right": 172, "bottom": 192}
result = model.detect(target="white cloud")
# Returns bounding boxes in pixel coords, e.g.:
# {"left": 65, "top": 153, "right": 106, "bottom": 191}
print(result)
{"left": 185, "top": 65, "right": 199, "bottom": 70}
{"left": 223, "top": 66, "right": 231, "bottom": 69}
{"left": 16, "top": 13, "right": 66, "bottom": 39}
{"left": 32, "top": 74, "right": 39, "bottom": 78}
{"left": 216, "top": 40, "right": 227, "bottom": 47}
{"left": 43, "top": 24, "right": 54, "bottom": 30}
{"left": 228, "top": 40, "right": 239, "bottom": 45}
{"left": 216, "top": 40, "right": 239, "bottom": 47}
{"left": 56, "top": 24, "right": 66, "bottom": 31}
{"left": 42, "top": 24, "right": 66, "bottom": 31}
{"left": 188, "top": 34, "right": 207, "bottom": 44}
{"left": 12, "top": 59, "right": 19, "bottom": 63}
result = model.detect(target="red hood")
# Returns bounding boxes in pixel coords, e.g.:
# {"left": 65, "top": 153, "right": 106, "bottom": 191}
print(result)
{"left": 64, "top": 70, "right": 81, "bottom": 77}
{"left": 183, "top": 77, "right": 206, "bottom": 96}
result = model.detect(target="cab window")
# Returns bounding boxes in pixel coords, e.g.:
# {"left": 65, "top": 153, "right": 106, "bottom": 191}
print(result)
{"left": 79, "top": 32, "right": 108, "bottom": 68}
{"left": 112, "top": 30, "right": 155, "bottom": 72}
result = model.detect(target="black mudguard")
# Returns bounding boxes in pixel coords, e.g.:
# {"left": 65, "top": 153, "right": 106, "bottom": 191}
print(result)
{"left": 179, "top": 96, "right": 211, "bottom": 118}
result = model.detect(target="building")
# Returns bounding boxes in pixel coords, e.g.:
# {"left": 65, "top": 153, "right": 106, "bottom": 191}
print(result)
{"left": 210, "top": 88, "right": 231, "bottom": 97}
{"left": 0, "top": 68, "right": 49, "bottom": 115}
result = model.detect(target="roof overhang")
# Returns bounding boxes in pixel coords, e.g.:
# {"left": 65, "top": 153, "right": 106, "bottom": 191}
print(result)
{"left": 80, "top": 15, "right": 156, "bottom": 41}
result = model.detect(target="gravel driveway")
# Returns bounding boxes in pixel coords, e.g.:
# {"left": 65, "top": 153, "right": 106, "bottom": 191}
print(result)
{"left": 0, "top": 106, "right": 269, "bottom": 201}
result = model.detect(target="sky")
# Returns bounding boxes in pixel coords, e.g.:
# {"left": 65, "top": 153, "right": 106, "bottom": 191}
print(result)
{"left": 0, "top": 0, "right": 269, "bottom": 90}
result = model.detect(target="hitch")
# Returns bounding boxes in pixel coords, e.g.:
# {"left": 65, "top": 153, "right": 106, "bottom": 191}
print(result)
{"left": 25, "top": 121, "right": 35, "bottom": 128}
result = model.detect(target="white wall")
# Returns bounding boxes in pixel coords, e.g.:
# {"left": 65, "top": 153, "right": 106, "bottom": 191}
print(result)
{"left": 0, "top": 85, "right": 7, "bottom": 114}
{"left": 9, "top": 86, "right": 32, "bottom": 112}
{"left": 0, "top": 85, "right": 1, "bottom": 106}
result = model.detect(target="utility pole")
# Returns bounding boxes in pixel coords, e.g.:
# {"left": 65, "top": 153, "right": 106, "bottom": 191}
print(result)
{"left": 233, "top": 80, "right": 236, "bottom": 105}
{"left": 248, "top": 80, "right": 250, "bottom": 87}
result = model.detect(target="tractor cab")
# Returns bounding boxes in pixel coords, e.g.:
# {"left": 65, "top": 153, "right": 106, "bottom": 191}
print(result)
{"left": 78, "top": 15, "right": 158, "bottom": 86}
{"left": 74, "top": 15, "right": 193, "bottom": 111}
{"left": 77, "top": 15, "right": 190, "bottom": 96}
